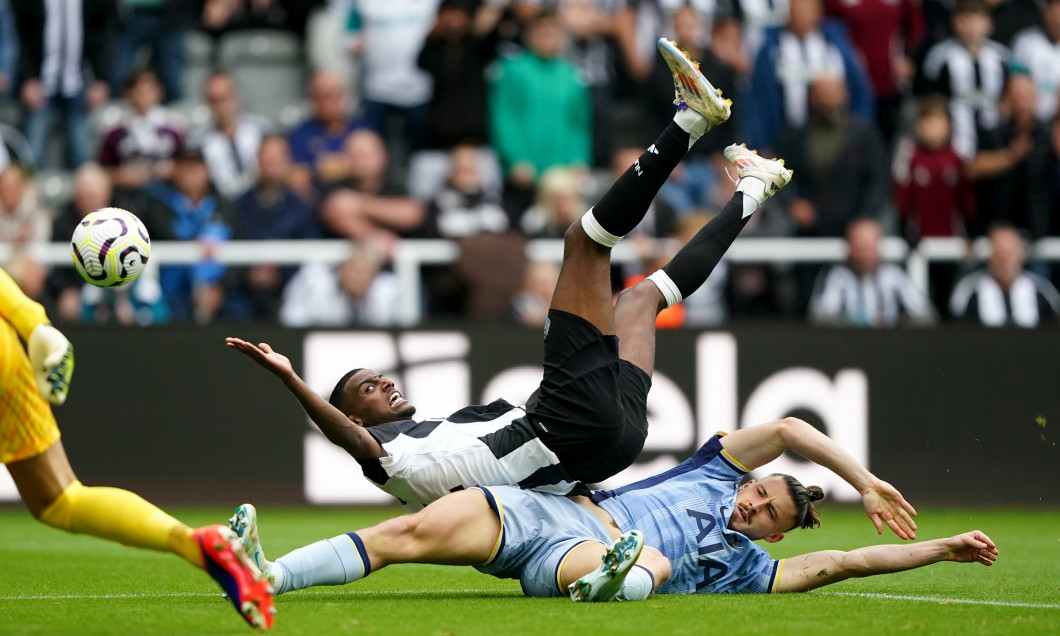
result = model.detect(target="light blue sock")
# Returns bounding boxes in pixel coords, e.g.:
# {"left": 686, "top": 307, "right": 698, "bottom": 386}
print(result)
{"left": 273, "top": 532, "right": 371, "bottom": 594}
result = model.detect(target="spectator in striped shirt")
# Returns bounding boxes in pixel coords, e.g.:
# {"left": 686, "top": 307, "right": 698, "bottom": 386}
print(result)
{"left": 809, "top": 217, "right": 936, "bottom": 327}
{"left": 949, "top": 221, "right": 1060, "bottom": 327}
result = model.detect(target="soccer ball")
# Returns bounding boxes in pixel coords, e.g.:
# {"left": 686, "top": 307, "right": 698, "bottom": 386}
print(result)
{"left": 70, "top": 208, "right": 151, "bottom": 288}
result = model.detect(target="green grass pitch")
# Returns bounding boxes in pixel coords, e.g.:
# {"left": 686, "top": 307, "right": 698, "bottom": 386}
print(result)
{"left": 1, "top": 506, "right": 1057, "bottom": 635}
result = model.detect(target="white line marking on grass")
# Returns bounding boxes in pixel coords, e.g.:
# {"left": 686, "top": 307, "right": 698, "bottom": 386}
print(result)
{"left": 0, "top": 589, "right": 506, "bottom": 601}
{"left": 819, "top": 591, "right": 1060, "bottom": 609}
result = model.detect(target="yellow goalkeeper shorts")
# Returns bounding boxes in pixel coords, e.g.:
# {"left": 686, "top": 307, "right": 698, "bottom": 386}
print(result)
{"left": 0, "top": 320, "right": 59, "bottom": 464}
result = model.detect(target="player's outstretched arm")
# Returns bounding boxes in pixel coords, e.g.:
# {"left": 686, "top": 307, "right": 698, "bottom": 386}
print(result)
{"left": 0, "top": 268, "right": 74, "bottom": 404}
{"left": 226, "top": 337, "right": 384, "bottom": 459}
{"left": 775, "top": 530, "right": 998, "bottom": 592}
{"left": 720, "top": 417, "right": 918, "bottom": 539}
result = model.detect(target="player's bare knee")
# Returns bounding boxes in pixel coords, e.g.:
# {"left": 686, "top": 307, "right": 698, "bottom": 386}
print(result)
{"left": 616, "top": 282, "right": 666, "bottom": 316}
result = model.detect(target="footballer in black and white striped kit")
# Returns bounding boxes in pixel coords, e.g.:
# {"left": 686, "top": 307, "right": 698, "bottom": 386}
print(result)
{"left": 228, "top": 38, "right": 794, "bottom": 511}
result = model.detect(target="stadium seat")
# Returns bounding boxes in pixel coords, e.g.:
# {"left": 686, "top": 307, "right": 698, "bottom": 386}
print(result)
{"left": 256, "top": 100, "right": 309, "bottom": 133}
{"left": 35, "top": 169, "right": 74, "bottom": 211}
{"left": 217, "top": 30, "right": 306, "bottom": 119}
{"left": 183, "top": 30, "right": 216, "bottom": 104}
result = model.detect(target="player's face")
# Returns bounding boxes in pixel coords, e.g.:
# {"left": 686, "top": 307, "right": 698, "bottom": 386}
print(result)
{"left": 343, "top": 369, "right": 417, "bottom": 426}
{"left": 728, "top": 476, "right": 800, "bottom": 542}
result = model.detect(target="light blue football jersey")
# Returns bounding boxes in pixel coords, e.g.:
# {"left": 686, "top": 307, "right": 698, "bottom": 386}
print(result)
{"left": 592, "top": 434, "right": 781, "bottom": 594}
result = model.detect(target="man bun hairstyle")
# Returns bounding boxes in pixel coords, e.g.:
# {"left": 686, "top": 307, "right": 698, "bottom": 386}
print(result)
{"left": 770, "top": 473, "right": 825, "bottom": 531}
{"left": 329, "top": 368, "right": 364, "bottom": 411}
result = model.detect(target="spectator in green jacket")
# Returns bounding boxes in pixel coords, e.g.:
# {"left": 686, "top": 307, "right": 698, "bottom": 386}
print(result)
{"left": 488, "top": 11, "right": 592, "bottom": 209}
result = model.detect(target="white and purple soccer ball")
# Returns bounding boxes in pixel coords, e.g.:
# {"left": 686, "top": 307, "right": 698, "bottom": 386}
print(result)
{"left": 70, "top": 207, "right": 151, "bottom": 288}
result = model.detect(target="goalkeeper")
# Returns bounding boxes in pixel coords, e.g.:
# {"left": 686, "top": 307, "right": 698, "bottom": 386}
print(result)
{"left": 0, "top": 268, "right": 274, "bottom": 630}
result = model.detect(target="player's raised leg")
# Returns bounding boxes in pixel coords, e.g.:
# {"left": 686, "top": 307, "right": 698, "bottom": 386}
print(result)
{"left": 615, "top": 143, "right": 793, "bottom": 376}
{"left": 0, "top": 268, "right": 274, "bottom": 630}
{"left": 549, "top": 38, "right": 732, "bottom": 334}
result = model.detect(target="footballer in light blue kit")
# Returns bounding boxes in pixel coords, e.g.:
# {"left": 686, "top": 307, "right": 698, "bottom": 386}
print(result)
{"left": 591, "top": 434, "right": 785, "bottom": 595}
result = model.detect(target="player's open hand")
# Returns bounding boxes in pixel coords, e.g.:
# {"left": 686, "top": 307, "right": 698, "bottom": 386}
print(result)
{"left": 28, "top": 324, "right": 74, "bottom": 405}
{"left": 226, "top": 337, "right": 295, "bottom": 380}
{"left": 862, "top": 479, "right": 918, "bottom": 540}
{"left": 945, "top": 531, "right": 998, "bottom": 566}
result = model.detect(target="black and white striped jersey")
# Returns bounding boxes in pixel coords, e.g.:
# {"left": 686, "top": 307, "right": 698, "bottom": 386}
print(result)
{"left": 949, "top": 269, "right": 1060, "bottom": 328}
{"left": 809, "top": 262, "right": 936, "bottom": 327}
{"left": 921, "top": 37, "right": 1011, "bottom": 159}
{"left": 354, "top": 399, "right": 580, "bottom": 510}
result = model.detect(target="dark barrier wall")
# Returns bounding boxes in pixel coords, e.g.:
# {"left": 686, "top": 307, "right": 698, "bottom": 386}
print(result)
{"left": 4, "top": 325, "right": 1057, "bottom": 506}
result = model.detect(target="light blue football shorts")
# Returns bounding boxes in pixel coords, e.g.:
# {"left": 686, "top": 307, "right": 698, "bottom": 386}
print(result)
{"left": 472, "top": 485, "right": 614, "bottom": 597}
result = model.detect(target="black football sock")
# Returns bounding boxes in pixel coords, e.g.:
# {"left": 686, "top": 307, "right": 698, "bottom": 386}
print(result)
{"left": 650, "top": 192, "right": 752, "bottom": 305}
{"left": 581, "top": 122, "right": 691, "bottom": 247}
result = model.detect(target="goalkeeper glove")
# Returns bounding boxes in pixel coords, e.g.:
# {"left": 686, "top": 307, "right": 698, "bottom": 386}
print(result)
{"left": 27, "top": 324, "right": 74, "bottom": 405}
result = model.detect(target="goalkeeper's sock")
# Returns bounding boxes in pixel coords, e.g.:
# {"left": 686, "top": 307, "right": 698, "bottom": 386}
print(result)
{"left": 0, "top": 267, "right": 48, "bottom": 340}
{"left": 38, "top": 480, "right": 201, "bottom": 566}
{"left": 272, "top": 532, "right": 370, "bottom": 594}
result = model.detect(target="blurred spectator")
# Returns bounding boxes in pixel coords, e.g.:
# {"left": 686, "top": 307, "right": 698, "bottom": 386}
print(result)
{"left": 893, "top": 95, "right": 976, "bottom": 313}
{"left": 489, "top": 12, "right": 592, "bottom": 199}
{"left": 417, "top": 0, "right": 502, "bottom": 151}
{"left": 46, "top": 167, "right": 166, "bottom": 328}
{"left": 775, "top": 75, "right": 889, "bottom": 238}
{"left": 519, "top": 167, "right": 586, "bottom": 238}
{"left": 1011, "top": 0, "right": 1060, "bottom": 123}
{"left": 950, "top": 221, "right": 1060, "bottom": 326}
{"left": 418, "top": 144, "right": 510, "bottom": 239}
{"left": 809, "top": 218, "right": 936, "bottom": 326}
{"left": 825, "top": 0, "right": 925, "bottom": 143}
{"left": 417, "top": 143, "right": 509, "bottom": 316}
{"left": 202, "top": 0, "right": 308, "bottom": 36}
{"left": 97, "top": 68, "right": 184, "bottom": 192}
{"left": 731, "top": 0, "right": 791, "bottom": 65}
{"left": 278, "top": 245, "right": 400, "bottom": 327}
{"left": 347, "top": 0, "right": 440, "bottom": 151}
{"left": 0, "top": 164, "right": 50, "bottom": 245}
{"left": 508, "top": 258, "right": 558, "bottom": 327}
{"left": 0, "top": 164, "right": 49, "bottom": 300}
{"left": 742, "top": 0, "right": 874, "bottom": 153}
{"left": 188, "top": 71, "right": 272, "bottom": 200}
{"left": 894, "top": 95, "right": 976, "bottom": 243}
{"left": 47, "top": 163, "right": 115, "bottom": 323}
{"left": 919, "top": 0, "right": 1010, "bottom": 159}
{"left": 139, "top": 147, "right": 233, "bottom": 323}
{"left": 12, "top": 0, "right": 117, "bottom": 168}
{"left": 228, "top": 135, "right": 320, "bottom": 320}
{"left": 109, "top": 0, "right": 193, "bottom": 104}
{"left": 966, "top": 74, "right": 1053, "bottom": 236}
{"left": 318, "top": 129, "right": 425, "bottom": 245}
{"left": 550, "top": 0, "right": 641, "bottom": 165}
{"left": 0, "top": 0, "right": 15, "bottom": 101}
{"left": 644, "top": 6, "right": 737, "bottom": 213}
{"left": 286, "top": 69, "right": 363, "bottom": 197}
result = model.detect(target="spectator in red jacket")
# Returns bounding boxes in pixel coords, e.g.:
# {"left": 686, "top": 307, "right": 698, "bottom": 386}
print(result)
{"left": 894, "top": 95, "right": 976, "bottom": 313}
{"left": 894, "top": 95, "right": 976, "bottom": 243}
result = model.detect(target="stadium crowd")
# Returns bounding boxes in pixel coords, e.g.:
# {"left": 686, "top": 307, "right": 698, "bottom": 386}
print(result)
{"left": 1, "top": 0, "right": 1059, "bottom": 328}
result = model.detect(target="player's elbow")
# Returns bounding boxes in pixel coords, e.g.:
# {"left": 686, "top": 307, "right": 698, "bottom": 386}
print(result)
{"left": 839, "top": 551, "right": 873, "bottom": 578}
